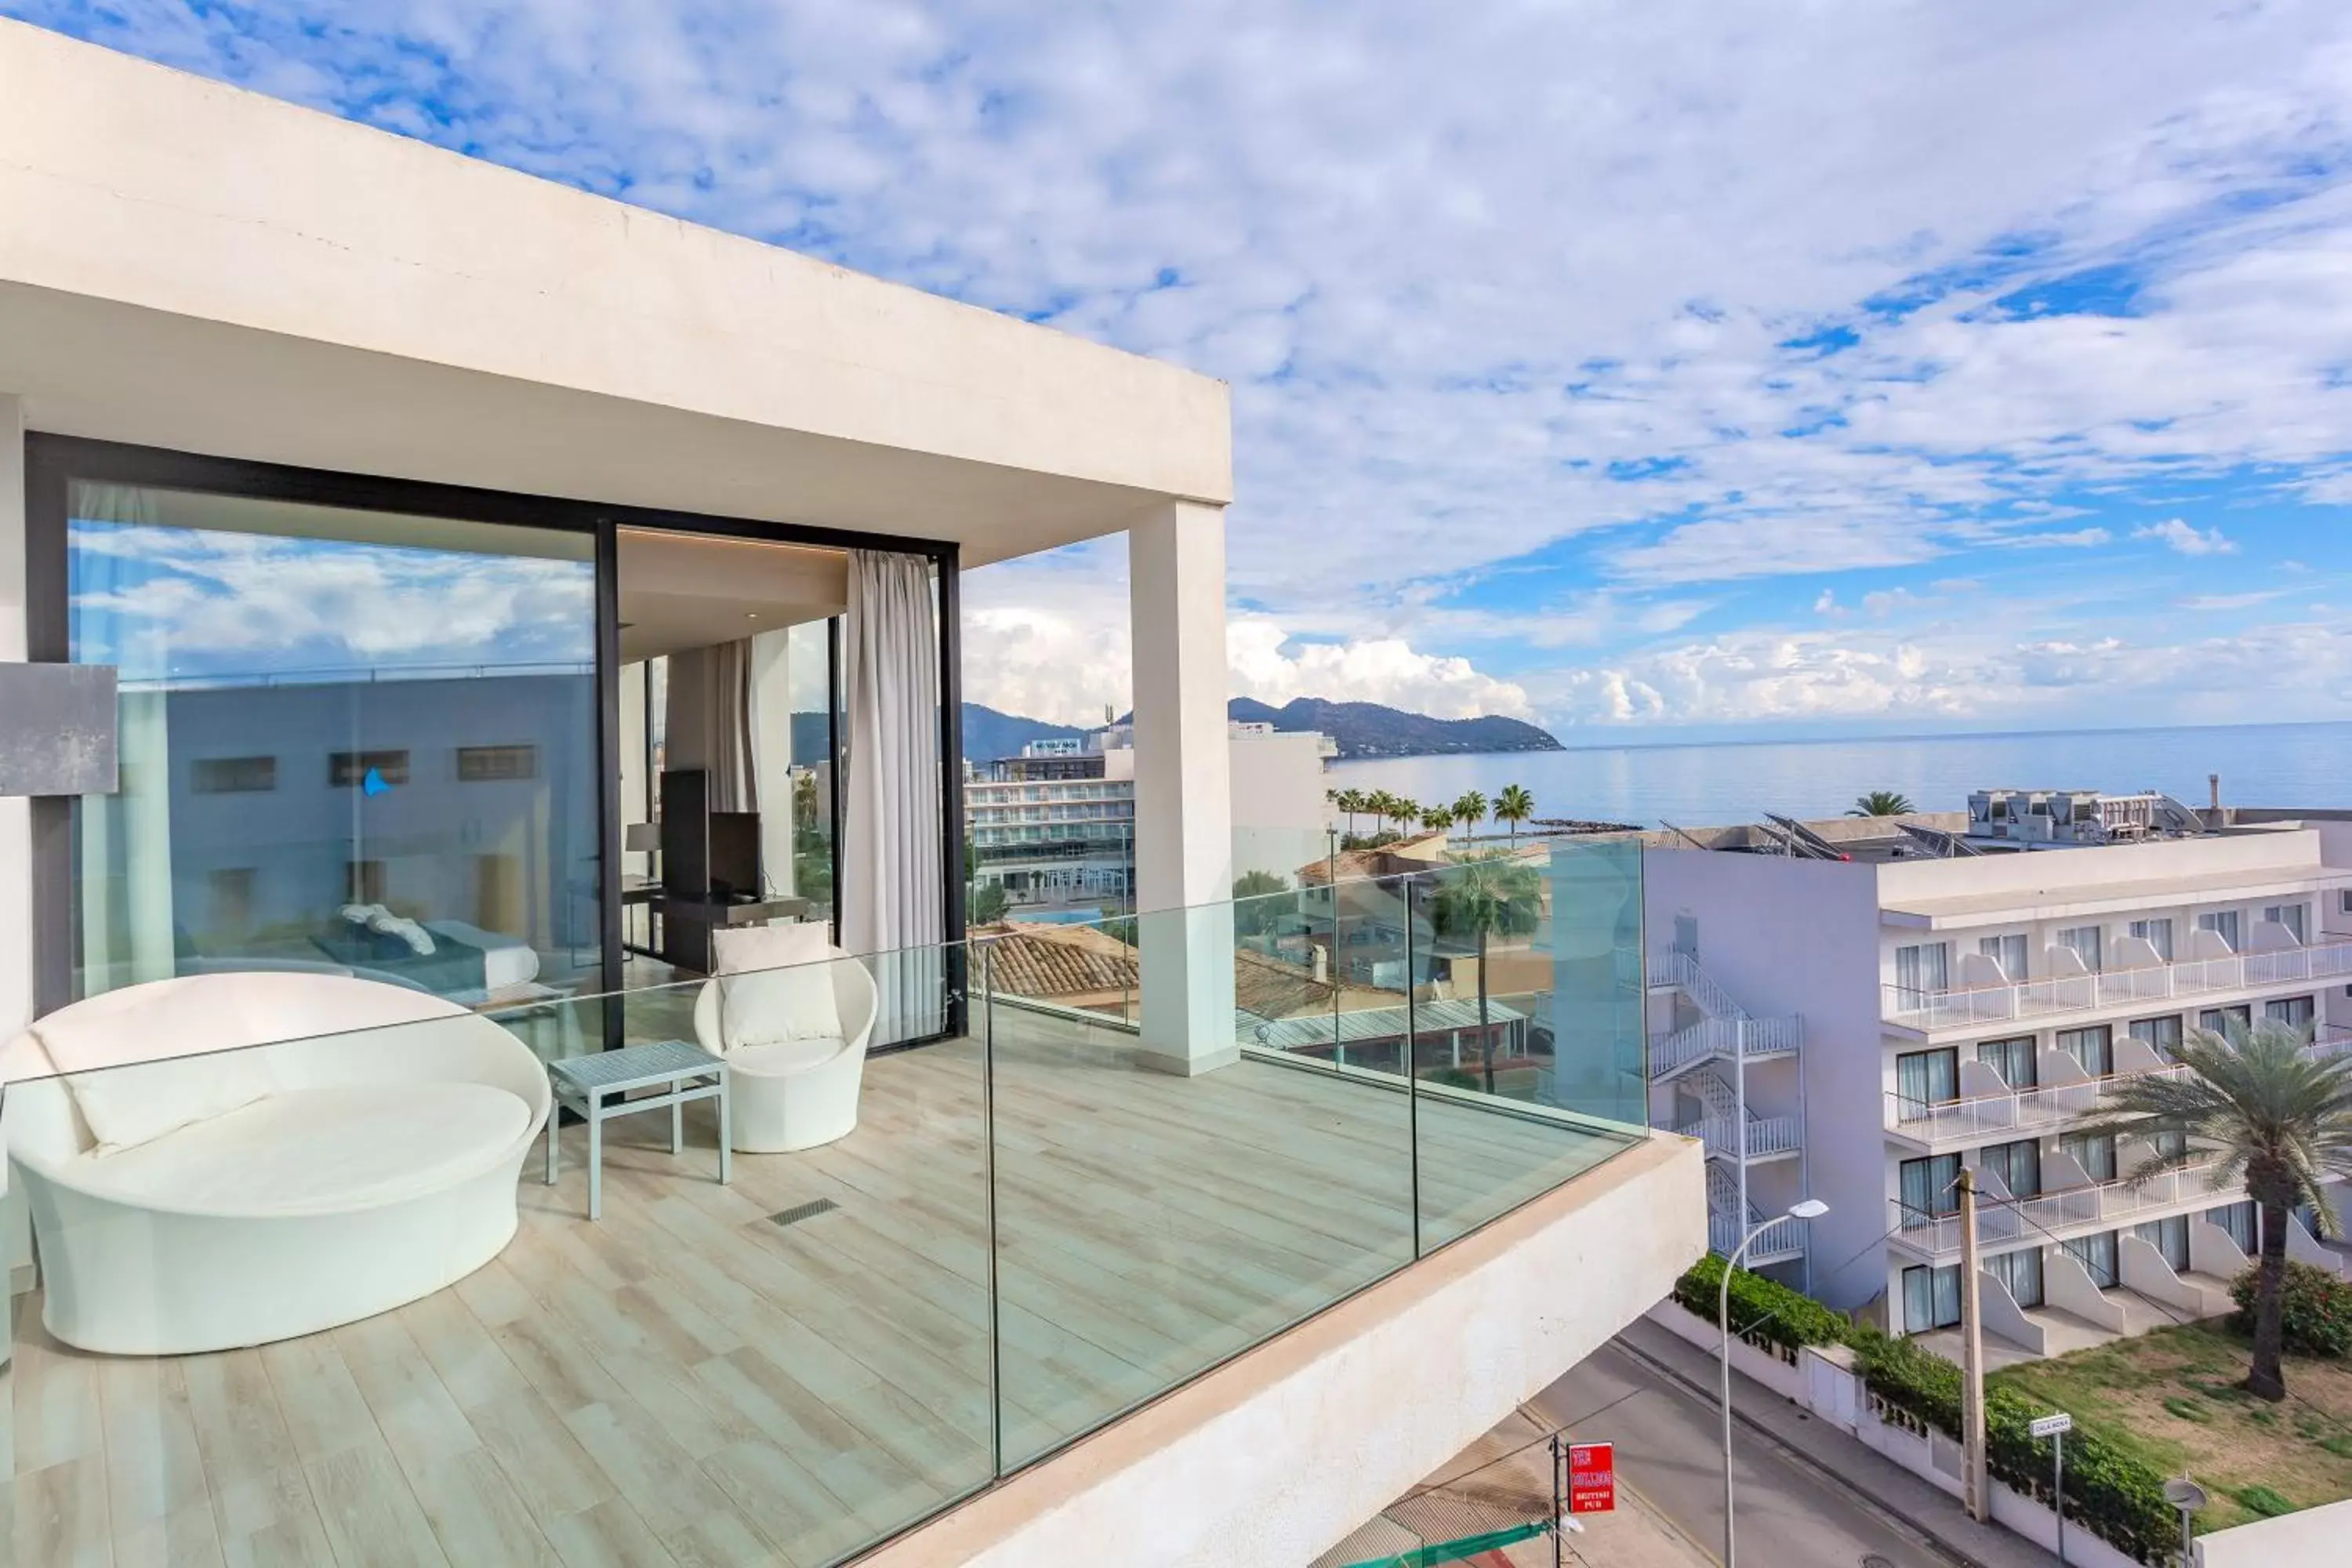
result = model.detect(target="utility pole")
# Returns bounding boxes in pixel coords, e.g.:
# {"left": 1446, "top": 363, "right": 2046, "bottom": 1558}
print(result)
{"left": 1958, "top": 1166, "right": 1989, "bottom": 1522}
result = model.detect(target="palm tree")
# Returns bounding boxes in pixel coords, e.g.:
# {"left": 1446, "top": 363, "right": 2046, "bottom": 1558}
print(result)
{"left": 1849, "top": 789, "right": 1915, "bottom": 817}
{"left": 1333, "top": 787, "right": 1366, "bottom": 837}
{"left": 1377, "top": 792, "right": 1414, "bottom": 837}
{"left": 2089, "top": 1017, "right": 2352, "bottom": 1400}
{"left": 1428, "top": 851, "right": 1544, "bottom": 1093}
{"left": 1494, "top": 784, "right": 1535, "bottom": 845}
{"left": 1419, "top": 803, "right": 1454, "bottom": 838}
{"left": 1451, "top": 789, "right": 1489, "bottom": 838}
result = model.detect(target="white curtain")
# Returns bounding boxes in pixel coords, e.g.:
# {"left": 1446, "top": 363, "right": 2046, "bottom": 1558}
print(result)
{"left": 662, "top": 641, "right": 754, "bottom": 812}
{"left": 841, "top": 550, "right": 944, "bottom": 1041}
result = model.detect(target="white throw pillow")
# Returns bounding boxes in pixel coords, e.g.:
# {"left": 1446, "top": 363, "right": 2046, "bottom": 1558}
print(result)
{"left": 713, "top": 924, "right": 843, "bottom": 1048}
{"left": 30, "top": 978, "right": 278, "bottom": 1156}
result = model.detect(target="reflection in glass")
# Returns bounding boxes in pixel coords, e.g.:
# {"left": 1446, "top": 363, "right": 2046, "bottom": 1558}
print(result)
{"left": 68, "top": 483, "right": 601, "bottom": 1003}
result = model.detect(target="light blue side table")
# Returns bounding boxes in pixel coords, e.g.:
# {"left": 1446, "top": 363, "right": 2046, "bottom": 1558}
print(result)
{"left": 546, "top": 1039, "right": 730, "bottom": 1220}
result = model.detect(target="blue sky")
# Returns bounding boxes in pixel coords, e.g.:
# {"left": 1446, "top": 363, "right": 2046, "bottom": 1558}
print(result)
{"left": 16, "top": 2, "right": 2352, "bottom": 739}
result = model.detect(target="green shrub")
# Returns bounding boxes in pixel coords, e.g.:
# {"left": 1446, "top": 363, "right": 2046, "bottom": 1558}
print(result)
{"left": 2229, "top": 1260, "right": 2352, "bottom": 1358}
{"left": 1853, "top": 1331, "right": 2174, "bottom": 1563}
{"left": 2234, "top": 1484, "right": 2296, "bottom": 1518}
{"left": 1671, "top": 1254, "right": 1851, "bottom": 1354}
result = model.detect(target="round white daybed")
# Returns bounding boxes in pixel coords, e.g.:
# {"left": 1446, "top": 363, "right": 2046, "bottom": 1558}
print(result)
{"left": 693, "top": 927, "right": 879, "bottom": 1154}
{"left": 2, "top": 971, "right": 550, "bottom": 1356}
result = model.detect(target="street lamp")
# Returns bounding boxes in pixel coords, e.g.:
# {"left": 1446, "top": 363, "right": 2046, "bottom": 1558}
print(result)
{"left": 1721, "top": 1197, "right": 1828, "bottom": 1568}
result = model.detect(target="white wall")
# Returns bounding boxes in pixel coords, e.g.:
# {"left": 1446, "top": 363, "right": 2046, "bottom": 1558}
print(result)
{"left": 1642, "top": 845, "right": 1889, "bottom": 1307}
{"left": 0, "top": 20, "right": 1229, "bottom": 561}
{"left": 1229, "top": 729, "right": 1331, "bottom": 884}
{"left": 2197, "top": 1494, "right": 2352, "bottom": 1566}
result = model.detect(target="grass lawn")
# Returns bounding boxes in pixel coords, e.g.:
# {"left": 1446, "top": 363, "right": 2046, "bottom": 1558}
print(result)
{"left": 1991, "top": 1321, "right": 2352, "bottom": 1533}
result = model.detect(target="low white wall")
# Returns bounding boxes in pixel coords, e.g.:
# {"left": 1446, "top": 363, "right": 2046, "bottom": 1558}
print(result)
{"left": 2122, "top": 1235, "right": 2228, "bottom": 1319}
{"left": 2190, "top": 1220, "right": 2249, "bottom": 1283}
{"left": 2196, "top": 1495, "right": 2352, "bottom": 1566}
{"left": 2049, "top": 1248, "right": 2132, "bottom": 1332}
{"left": 1643, "top": 1297, "right": 1806, "bottom": 1403}
{"left": 1990, "top": 1475, "right": 2148, "bottom": 1568}
{"left": 2282, "top": 1216, "right": 2349, "bottom": 1279}
{"left": 1979, "top": 1265, "right": 2049, "bottom": 1356}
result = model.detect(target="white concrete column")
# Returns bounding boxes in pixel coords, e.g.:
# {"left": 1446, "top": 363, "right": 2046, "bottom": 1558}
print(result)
{"left": 1, "top": 393, "right": 33, "bottom": 1292}
{"left": 1128, "top": 500, "right": 1236, "bottom": 1075}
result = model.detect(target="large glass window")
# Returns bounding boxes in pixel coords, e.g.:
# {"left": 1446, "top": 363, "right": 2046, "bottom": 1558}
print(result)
{"left": 2129, "top": 917, "right": 2175, "bottom": 961}
{"left": 1980, "top": 1138, "right": 2042, "bottom": 1200}
{"left": 2201, "top": 1003, "right": 2253, "bottom": 1036}
{"left": 1976, "top": 1035, "right": 2037, "bottom": 1090}
{"left": 1895, "top": 941, "right": 1950, "bottom": 997}
{"left": 68, "top": 482, "right": 600, "bottom": 1003}
{"left": 1977, "top": 932, "right": 2028, "bottom": 980}
{"left": 2060, "top": 1131, "right": 2118, "bottom": 1182}
{"left": 2197, "top": 909, "right": 2242, "bottom": 951}
{"left": 2063, "top": 1230, "right": 2120, "bottom": 1288}
{"left": 2266, "top": 994, "right": 2315, "bottom": 1031}
{"left": 2137, "top": 1214, "right": 2190, "bottom": 1272}
{"left": 2056, "top": 925, "right": 2103, "bottom": 972}
{"left": 1902, "top": 1264, "right": 1962, "bottom": 1333}
{"left": 1895, "top": 1047, "right": 1959, "bottom": 1112}
{"left": 2055, "top": 1024, "right": 2113, "bottom": 1077}
{"left": 1985, "top": 1247, "right": 2044, "bottom": 1308}
{"left": 1900, "top": 1153, "right": 1962, "bottom": 1225}
{"left": 2128, "top": 1014, "right": 2183, "bottom": 1060}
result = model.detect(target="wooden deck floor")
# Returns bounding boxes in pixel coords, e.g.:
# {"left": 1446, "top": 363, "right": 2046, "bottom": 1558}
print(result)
{"left": 4, "top": 1013, "right": 1628, "bottom": 1568}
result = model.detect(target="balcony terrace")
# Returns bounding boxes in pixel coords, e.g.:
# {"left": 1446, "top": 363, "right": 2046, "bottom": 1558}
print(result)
{"left": 1891, "top": 1160, "right": 2232, "bottom": 1261}
{"left": 1883, "top": 937, "right": 2352, "bottom": 1033}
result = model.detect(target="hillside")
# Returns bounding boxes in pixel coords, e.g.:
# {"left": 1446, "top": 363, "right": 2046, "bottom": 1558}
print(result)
{"left": 960, "top": 703, "right": 1089, "bottom": 763}
{"left": 1228, "top": 696, "right": 1563, "bottom": 760}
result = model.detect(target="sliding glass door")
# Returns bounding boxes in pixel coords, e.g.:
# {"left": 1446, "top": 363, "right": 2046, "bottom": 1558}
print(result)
{"left": 64, "top": 479, "right": 601, "bottom": 1004}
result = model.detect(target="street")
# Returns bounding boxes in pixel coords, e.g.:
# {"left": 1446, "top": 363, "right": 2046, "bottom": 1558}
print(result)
{"left": 1534, "top": 1321, "right": 2057, "bottom": 1568}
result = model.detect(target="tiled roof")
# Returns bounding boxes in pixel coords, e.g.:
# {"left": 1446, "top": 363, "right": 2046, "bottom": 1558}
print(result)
{"left": 977, "top": 921, "right": 1138, "bottom": 1000}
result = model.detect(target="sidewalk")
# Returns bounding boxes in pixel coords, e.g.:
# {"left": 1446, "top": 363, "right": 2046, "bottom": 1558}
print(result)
{"left": 1613, "top": 1316, "right": 2060, "bottom": 1568}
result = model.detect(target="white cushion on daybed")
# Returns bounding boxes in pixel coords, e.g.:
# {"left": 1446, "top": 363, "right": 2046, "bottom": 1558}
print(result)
{"left": 68, "top": 1083, "right": 531, "bottom": 1215}
{"left": 29, "top": 977, "right": 278, "bottom": 1153}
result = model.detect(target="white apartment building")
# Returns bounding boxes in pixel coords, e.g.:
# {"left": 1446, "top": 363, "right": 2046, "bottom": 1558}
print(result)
{"left": 968, "top": 721, "right": 1336, "bottom": 912}
{"left": 1645, "top": 797, "right": 2352, "bottom": 1357}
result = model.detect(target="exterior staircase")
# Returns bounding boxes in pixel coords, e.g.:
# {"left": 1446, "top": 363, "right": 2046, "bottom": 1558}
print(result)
{"left": 1673, "top": 1065, "right": 1802, "bottom": 1162}
{"left": 1646, "top": 952, "right": 1802, "bottom": 1081}
{"left": 1706, "top": 1162, "right": 1806, "bottom": 1264}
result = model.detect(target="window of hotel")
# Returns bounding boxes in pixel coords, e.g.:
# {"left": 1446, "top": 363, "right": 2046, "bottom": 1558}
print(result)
{"left": 2137, "top": 1215, "right": 2190, "bottom": 1272}
{"left": 2201, "top": 1004, "right": 2252, "bottom": 1036}
{"left": 1976, "top": 1035, "right": 2037, "bottom": 1089}
{"left": 2056, "top": 1023, "right": 2113, "bottom": 1077}
{"left": 1980, "top": 1139, "right": 2041, "bottom": 1200}
{"left": 1900, "top": 1153, "right": 1962, "bottom": 1224}
{"left": 1895, "top": 941, "right": 1950, "bottom": 997}
{"left": 2056, "top": 925, "right": 2103, "bottom": 972}
{"left": 2197, "top": 909, "right": 2242, "bottom": 950}
{"left": 1895, "top": 1047, "right": 1959, "bottom": 1111}
{"left": 456, "top": 743, "right": 538, "bottom": 782}
{"left": 1985, "top": 1247, "right": 2044, "bottom": 1308}
{"left": 191, "top": 755, "right": 277, "bottom": 793}
{"left": 2063, "top": 1230, "right": 2120, "bottom": 1289}
{"left": 2060, "top": 1131, "right": 2118, "bottom": 1182}
{"left": 2211, "top": 1200, "right": 2256, "bottom": 1254}
{"left": 2151, "top": 1130, "right": 2189, "bottom": 1160}
{"left": 328, "top": 750, "right": 412, "bottom": 788}
{"left": 2128, "top": 1014, "right": 2183, "bottom": 1061}
{"left": 2263, "top": 902, "right": 2309, "bottom": 943}
{"left": 1978, "top": 932, "right": 2028, "bottom": 980}
{"left": 1902, "top": 1264, "right": 1962, "bottom": 1333}
{"left": 67, "top": 481, "right": 600, "bottom": 1002}
{"left": 2267, "top": 994, "right": 2316, "bottom": 1030}
{"left": 2128, "top": 916, "right": 2174, "bottom": 961}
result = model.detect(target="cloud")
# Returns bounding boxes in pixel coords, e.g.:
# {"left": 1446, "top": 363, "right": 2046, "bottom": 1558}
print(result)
{"left": 2134, "top": 517, "right": 2238, "bottom": 555}
{"left": 1226, "top": 618, "right": 1533, "bottom": 718}
{"left": 23, "top": 1, "right": 2352, "bottom": 732}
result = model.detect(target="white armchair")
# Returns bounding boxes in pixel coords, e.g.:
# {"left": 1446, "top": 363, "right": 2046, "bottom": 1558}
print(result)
{"left": 2, "top": 971, "right": 550, "bottom": 1356}
{"left": 693, "top": 927, "right": 878, "bottom": 1153}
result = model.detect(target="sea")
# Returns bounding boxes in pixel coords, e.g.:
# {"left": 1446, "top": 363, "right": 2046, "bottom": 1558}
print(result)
{"left": 1327, "top": 720, "right": 2352, "bottom": 833}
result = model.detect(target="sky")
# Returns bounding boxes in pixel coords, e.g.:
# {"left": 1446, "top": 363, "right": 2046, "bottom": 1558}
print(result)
{"left": 17, "top": 1, "right": 2352, "bottom": 741}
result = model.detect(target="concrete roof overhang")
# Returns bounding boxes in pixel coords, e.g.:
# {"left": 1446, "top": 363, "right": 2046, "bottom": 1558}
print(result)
{"left": 0, "top": 20, "right": 1232, "bottom": 566}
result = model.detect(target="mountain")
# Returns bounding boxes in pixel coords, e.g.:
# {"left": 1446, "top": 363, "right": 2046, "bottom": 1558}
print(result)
{"left": 960, "top": 702, "right": 1090, "bottom": 764}
{"left": 1229, "top": 696, "right": 1564, "bottom": 760}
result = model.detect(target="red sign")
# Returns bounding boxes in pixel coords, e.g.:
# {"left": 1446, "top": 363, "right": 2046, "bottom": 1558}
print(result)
{"left": 1567, "top": 1441, "right": 1616, "bottom": 1514}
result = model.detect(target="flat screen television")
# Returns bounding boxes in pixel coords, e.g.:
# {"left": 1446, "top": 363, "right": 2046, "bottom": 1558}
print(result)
{"left": 707, "top": 811, "right": 761, "bottom": 902}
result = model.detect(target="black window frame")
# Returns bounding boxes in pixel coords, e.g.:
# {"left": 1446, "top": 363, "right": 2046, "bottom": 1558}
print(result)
{"left": 24, "top": 434, "right": 967, "bottom": 1045}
